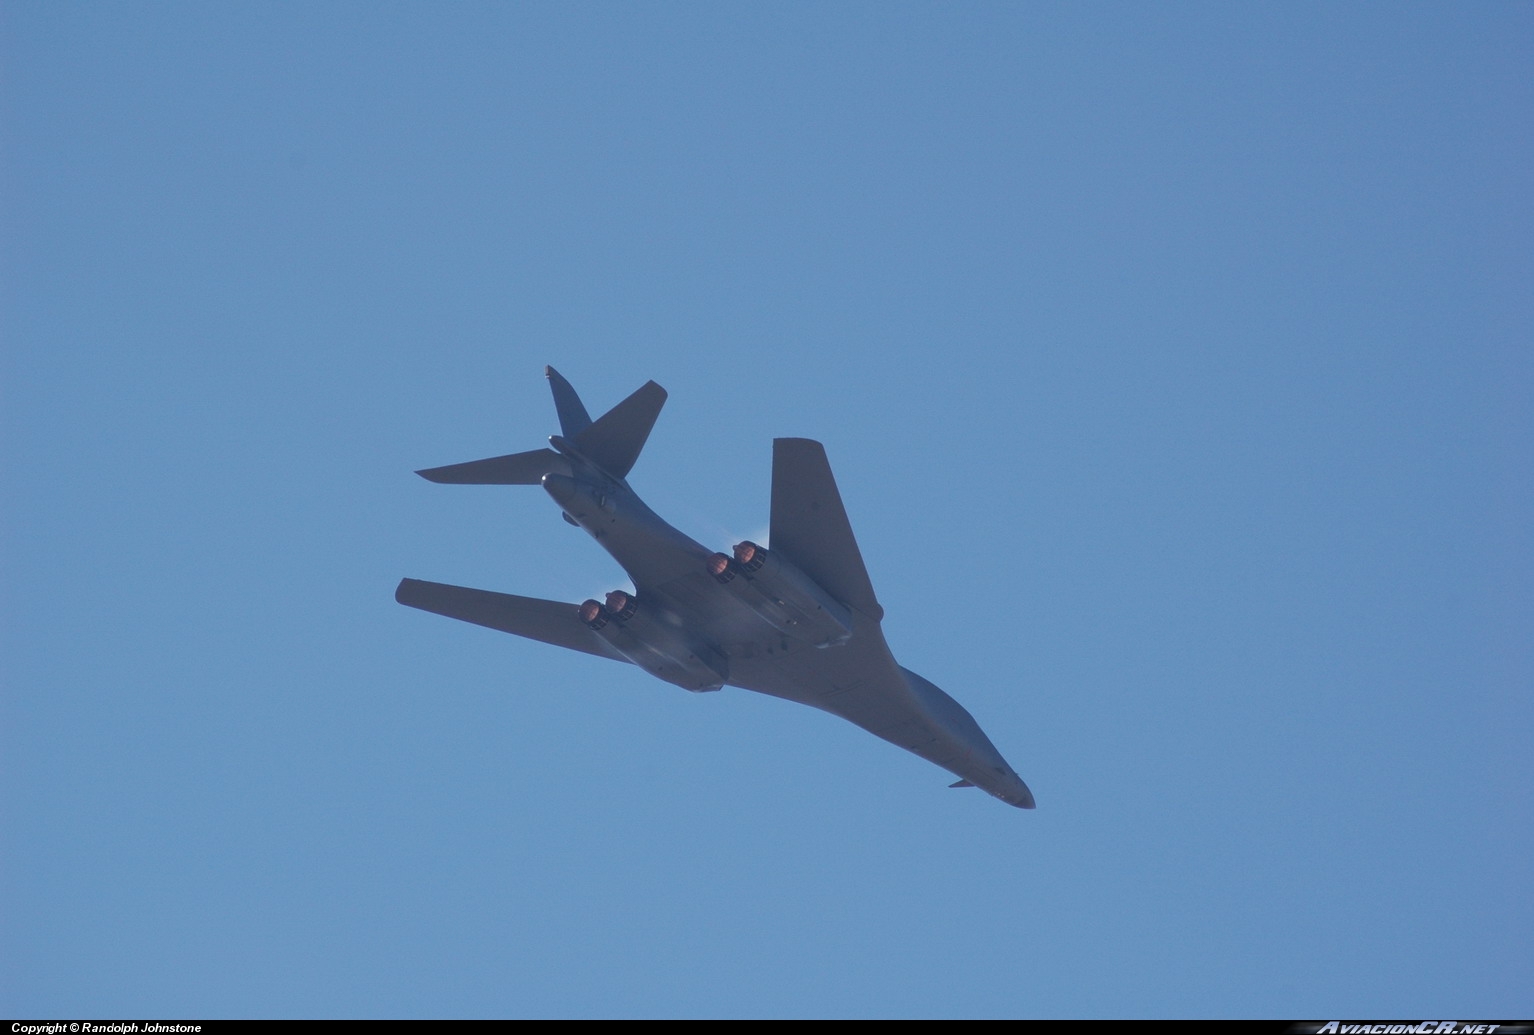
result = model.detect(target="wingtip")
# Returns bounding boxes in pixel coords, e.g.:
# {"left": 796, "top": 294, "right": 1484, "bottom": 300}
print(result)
{"left": 772, "top": 437, "right": 829, "bottom": 461}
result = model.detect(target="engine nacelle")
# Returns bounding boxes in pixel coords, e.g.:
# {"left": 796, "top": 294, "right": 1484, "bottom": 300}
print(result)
{"left": 708, "top": 541, "right": 853, "bottom": 648}
{"left": 578, "top": 592, "right": 726, "bottom": 692}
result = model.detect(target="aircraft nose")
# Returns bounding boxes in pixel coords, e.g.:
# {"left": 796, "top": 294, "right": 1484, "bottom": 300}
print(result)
{"left": 997, "top": 774, "right": 1036, "bottom": 809}
{"left": 1012, "top": 781, "right": 1037, "bottom": 809}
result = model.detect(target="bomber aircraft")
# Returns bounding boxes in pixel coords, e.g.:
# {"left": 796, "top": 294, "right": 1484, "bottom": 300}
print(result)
{"left": 397, "top": 368, "right": 1035, "bottom": 809}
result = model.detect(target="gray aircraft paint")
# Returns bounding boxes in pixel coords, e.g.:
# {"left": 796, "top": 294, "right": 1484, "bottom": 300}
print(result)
{"left": 398, "top": 367, "right": 1035, "bottom": 809}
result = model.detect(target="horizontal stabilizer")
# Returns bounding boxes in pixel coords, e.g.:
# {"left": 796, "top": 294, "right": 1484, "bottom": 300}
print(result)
{"left": 949, "top": 779, "right": 975, "bottom": 788}
{"left": 396, "top": 578, "right": 630, "bottom": 663}
{"left": 416, "top": 448, "right": 568, "bottom": 484}
{"left": 769, "top": 438, "right": 882, "bottom": 619}
{"left": 573, "top": 380, "right": 666, "bottom": 480}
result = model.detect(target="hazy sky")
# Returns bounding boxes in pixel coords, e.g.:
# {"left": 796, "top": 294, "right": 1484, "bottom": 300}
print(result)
{"left": 3, "top": 2, "right": 1530, "bottom": 1019}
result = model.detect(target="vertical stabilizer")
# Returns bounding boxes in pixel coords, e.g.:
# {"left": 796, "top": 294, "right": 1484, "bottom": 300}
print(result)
{"left": 545, "top": 366, "right": 593, "bottom": 438}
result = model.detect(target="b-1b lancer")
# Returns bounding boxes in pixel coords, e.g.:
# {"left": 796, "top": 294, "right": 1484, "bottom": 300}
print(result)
{"left": 396, "top": 368, "right": 1035, "bottom": 808}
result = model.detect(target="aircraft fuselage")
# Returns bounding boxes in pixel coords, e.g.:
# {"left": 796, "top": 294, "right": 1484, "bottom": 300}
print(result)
{"left": 535, "top": 436, "right": 1034, "bottom": 808}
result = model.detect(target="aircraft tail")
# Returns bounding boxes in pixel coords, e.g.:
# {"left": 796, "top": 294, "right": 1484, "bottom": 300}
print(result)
{"left": 546, "top": 366, "right": 593, "bottom": 437}
{"left": 416, "top": 448, "right": 567, "bottom": 484}
{"left": 414, "top": 367, "right": 666, "bottom": 485}
{"left": 569, "top": 376, "right": 666, "bottom": 480}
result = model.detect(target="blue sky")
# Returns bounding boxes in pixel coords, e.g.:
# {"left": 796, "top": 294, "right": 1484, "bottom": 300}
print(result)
{"left": 3, "top": 2, "right": 1530, "bottom": 1019}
